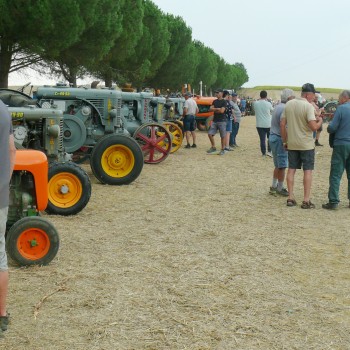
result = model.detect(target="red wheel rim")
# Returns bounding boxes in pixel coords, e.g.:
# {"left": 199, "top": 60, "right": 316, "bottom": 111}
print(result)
{"left": 134, "top": 124, "right": 171, "bottom": 163}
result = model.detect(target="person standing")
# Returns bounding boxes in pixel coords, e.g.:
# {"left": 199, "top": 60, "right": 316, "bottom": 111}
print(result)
{"left": 229, "top": 93, "right": 242, "bottom": 147}
{"left": 253, "top": 90, "right": 273, "bottom": 157}
{"left": 0, "top": 100, "right": 16, "bottom": 335}
{"left": 322, "top": 90, "right": 350, "bottom": 210}
{"left": 182, "top": 92, "right": 199, "bottom": 148}
{"left": 313, "top": 93, "right": 324, "bottom": 146}
{"left": 223, "top": 90, "right": 234, "bottom": 152}
{"left": 269, "top": 88, "right": 295, "bottom": 196}
{"left": 239, "top": 96, "right": 246, "bottom": 116}
{"left": 207, "top": 89, "right": 227, "bottom": 155}
{"left": 280, "top": 83, "right": 323, "bottom": 209}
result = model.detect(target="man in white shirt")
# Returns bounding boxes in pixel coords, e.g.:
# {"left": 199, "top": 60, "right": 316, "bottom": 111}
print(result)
{"left": 183, "top": 92, "right": 199, "bottom": 148}
{"left": 253, "top": 90, "right": 273, "bottom": 157}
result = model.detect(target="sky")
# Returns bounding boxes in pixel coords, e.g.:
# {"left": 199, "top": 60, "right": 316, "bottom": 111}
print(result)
{"left": 8, "top": 0, "right": 350, "bottom": 89}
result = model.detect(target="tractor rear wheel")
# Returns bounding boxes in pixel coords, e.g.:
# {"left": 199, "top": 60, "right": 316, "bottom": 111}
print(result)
{"left": 46, "top": 162, "right": 91, "bottom": 216}
{"left": 162, "top": 122, "right": 183, "bottom": 153}
{"left": 133, "top": 123, "right": 172, "bottom": 164}
{"left": 90, "top": 134, "right": 144, "bottom": 185}
{"left": 6, "top": 217, "right": 59, "bottom": 266}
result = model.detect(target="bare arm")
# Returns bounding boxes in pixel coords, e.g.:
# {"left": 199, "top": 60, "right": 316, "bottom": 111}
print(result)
{"left": 280, "top": 118, "right": 287, "bottom": 143}
{"left": 9, "top": 134, "right": 16, "bottom": 177}
{"left": 308, "top": 117, "right": 323, "bottom": 132}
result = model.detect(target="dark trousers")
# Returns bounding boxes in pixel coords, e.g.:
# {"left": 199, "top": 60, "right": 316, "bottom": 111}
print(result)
{"left": 328, "top": 144, "right": 350, "bottom": 203}
{"left": 256, "top": 127, "right": 271, "bottom": 155}
{"left": 229, "top": 121, "right": 240, "bottom": 145}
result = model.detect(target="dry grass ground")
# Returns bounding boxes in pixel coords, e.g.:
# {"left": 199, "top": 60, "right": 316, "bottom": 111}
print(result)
{"left": 2, "top": 116, "right": 350, "bottom": 350}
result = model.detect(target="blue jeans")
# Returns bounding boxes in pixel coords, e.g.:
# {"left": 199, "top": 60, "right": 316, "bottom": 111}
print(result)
{"left": 230, "top": 121, "right": 240, "bottom": 145}
{"left": 256, "top": 127, "right": 271, "bottom": 155}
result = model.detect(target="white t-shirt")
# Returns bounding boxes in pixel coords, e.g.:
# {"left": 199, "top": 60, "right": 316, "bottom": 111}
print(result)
{"left": 253, "top": 99, "right": 273, "bottom": 128}
{"left": 184, "top": 98, "right": 198, "bottom": 115}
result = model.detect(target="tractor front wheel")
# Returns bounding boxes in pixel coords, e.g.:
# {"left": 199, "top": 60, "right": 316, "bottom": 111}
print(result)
{"left": 6, "top": 217, "right": 59, "bottom": 266}
{"left": 196, "top": 120, "right": 206, "bottom": 131}
{"left": 133, "top": 123, "right": 172, "bottom": 164}
{"left": 46, "top": 162, "right": 91, "bottom": 216}
{"left": 90, "top": 134, "right": 144, "bottom": 185}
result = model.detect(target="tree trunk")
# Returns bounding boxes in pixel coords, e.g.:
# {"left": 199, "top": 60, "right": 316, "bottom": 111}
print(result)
{"left": 0, "top": 39, "right": 13, "bottom": 88}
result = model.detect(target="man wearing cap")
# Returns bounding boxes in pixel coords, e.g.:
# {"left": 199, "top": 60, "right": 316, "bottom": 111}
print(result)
{"left": 280, "top": 83, "right": 323, "bottom": 209}
{"left": 322, "top": 90, "right": 350, "bottom": 210}
{"left": 207, "top": 89, "right": 227, "bottom": 155}
{"left": 183, "top": 92, "right": 199, "bottom": 148}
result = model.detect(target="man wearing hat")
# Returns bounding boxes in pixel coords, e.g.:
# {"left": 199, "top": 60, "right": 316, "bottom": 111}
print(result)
{"left": 280, "top": 83, "right": 323, "bottom": 209}
{"left": 207, "top": 89, "right": 228, "bottom": 155}
{"left": 182, "top": 91, "right": 199, "bottom": 148}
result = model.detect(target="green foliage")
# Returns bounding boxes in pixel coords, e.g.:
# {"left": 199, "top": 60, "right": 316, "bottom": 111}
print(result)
{"left": 148, "top": 14, "right": 196, "bottom": 90}
{"left": 1, "top": 0, "right": 250, "bottom": 90}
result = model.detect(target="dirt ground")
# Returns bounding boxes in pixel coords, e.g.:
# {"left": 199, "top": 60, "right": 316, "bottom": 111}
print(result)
{"left": 2, "top": 116, "right": 350, "bottom": 350}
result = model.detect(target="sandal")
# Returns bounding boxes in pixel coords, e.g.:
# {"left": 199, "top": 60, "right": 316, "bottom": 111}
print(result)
{"left": 286, "top": 199, "right": 297, "bottom": 207}
{"left": 301, "top": 200, "right": 315, "bottom": 209}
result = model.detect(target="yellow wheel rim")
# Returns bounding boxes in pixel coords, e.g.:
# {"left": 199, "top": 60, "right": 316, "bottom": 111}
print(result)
{"left": 101, "top": 144, "right": 135, "bottom": 178}
{"left": 49, "top": 172, "right": 83, "bottom": 208}
{"left": 159, "top": 122, "right": 183, "bottom": 153}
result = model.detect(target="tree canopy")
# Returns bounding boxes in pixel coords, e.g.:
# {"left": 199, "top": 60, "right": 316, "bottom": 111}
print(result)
{"left": 1, "top": 0, "right": 249, "bottom": 93}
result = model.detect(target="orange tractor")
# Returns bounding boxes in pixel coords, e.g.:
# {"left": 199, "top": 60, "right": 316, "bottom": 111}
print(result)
{"left": 6, "top": 150, "right": 59, "bottom": 266}
{"left": 194, "top": 96, "right": 216, "bottom": 131}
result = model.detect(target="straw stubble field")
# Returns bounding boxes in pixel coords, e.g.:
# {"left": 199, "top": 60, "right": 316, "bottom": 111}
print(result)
{"left": 2, "top": 116, "right": 350, "bottom": 350}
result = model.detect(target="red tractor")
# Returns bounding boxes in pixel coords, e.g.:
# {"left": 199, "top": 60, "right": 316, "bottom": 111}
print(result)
{"left": 6, "top": 150, "right": 59, "bottom": 266}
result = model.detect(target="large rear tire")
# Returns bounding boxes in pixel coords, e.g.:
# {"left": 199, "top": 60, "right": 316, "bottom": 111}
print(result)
{"left": 46, "top": 162, "right": 91, "bottom": 216}
{"left": 133, "top": 123, "right": 172, "bottom": 164}
{"left": 196, "top": 120, "right": 207, "bottom": 131}
{"left": 90, "top": 134, "right": 144, "bottom": 185}
{"left": 6, "top": 217, "right": 59, "bottom": 266}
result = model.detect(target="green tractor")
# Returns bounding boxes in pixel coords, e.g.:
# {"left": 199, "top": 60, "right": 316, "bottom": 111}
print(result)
{"left": 34, "top": 84, "right": 175, "bottom": 165}
{"left": 0, "top": 88, "right": 91, "bottom": 216}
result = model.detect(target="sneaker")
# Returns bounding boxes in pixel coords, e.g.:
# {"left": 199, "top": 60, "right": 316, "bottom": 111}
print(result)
{"left": 276, "top": 187, "right": 289, "bottom": 196}
{"left": 0, "top": 314, "right": 9, "bottom": 332}
{"left": 269, "top": 186, "right": 277, "bottom": 195}
{"left": 315, "top": 140, "right": 323, "bottom": 147}
{"left": 218, "top": 149, "right": 225, "bottom": 155}
{"left": 185, "top": 144, "right": 191, "bottom": 149}
{"left": 224, "top": 147, "right": 234, "bottom": 151}
{"left": 322, "top": 202, "right": 338, "bottom": 210}
{"left": 266, "top": 152, "right": 273, "bottom": 158}
{"left": 207, "top": 147, "right": 217, "bottom": 154}
{"left": 191, "top": 144, "right": 197, "bottom": 148}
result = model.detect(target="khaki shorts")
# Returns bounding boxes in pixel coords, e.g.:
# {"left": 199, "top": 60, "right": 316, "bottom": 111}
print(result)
{"left": 208, "top": 121, "right": 227, "bottom": 139}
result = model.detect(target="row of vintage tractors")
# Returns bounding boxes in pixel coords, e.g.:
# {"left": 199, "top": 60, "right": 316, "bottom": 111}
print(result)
{"left": 0, "top": 85, "right": 186, "bottom": 215}
{"left": 2, "top": 84, "right": 186, "bottom": 266}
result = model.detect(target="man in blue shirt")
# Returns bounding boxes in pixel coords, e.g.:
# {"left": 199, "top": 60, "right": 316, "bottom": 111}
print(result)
{"left": 322, "top": 90, "right": 350, "bottom": 209}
